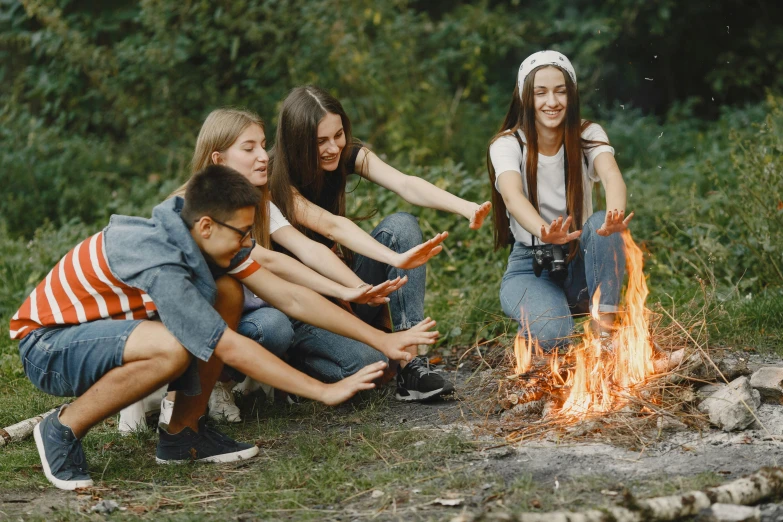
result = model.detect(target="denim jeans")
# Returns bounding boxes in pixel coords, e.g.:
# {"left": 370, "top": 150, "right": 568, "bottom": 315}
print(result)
{"left": 290, "top": 212, "right": 426, "bottom": 382}
{"left": 19, "top": 319, "right": 144, "bottom": 397}
{"left": 499, "top": 211, "right": 625, "bottom": 350}
{"left": 222, "top": 306, "right": 295, "bottom": 383}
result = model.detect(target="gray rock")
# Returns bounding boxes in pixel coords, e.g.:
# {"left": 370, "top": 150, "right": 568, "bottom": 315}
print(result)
{"left": 696, "top": 503, "right": 760, "bottom": 522}
{"left": 698, "top": 383, "right": 727, "bottom": 400}
{"left": 718, "top": 355, "right": 753, "bottom": 381}
{"left": 760, "top": 503, "right": 783, "bottom": 522}
{"left": 698, "top": 376, "right": 762, "bottom": 431}
{"left": 750, "top": 367, "right": 783, "bottom": 404}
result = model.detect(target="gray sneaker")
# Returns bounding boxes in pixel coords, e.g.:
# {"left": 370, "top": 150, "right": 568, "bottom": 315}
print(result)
{"left": 395, "top": 356, "right": 454, "bottom": 402}
{"left": 33, "top": 406, "right": 94, "bottom": 491}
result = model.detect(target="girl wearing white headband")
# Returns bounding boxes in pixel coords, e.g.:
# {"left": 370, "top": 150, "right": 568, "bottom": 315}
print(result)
{"left": 487, "top": 50, "right": 634, "bottom": 349}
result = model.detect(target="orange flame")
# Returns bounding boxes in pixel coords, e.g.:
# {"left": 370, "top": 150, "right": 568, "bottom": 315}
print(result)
{"left": 511, "top": 231, "right": 656, "bottom": 418}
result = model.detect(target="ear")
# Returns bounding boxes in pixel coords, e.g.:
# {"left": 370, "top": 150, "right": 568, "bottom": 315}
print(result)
{"left": 211, "top": 151, "right": 222, "bottom": 165}
{"left": 193, "top": 216, "right": 214, "bottom": 239}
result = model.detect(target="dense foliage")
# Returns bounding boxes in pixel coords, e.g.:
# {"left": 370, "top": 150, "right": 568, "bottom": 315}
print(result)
{"left": 1, "top": 0, "right": 781, "bottom": 353}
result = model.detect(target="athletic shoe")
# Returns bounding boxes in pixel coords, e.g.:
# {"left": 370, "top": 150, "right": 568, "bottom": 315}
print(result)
{"left": 158, "top": 397, "right": 174, "bottom": 428}
{"left": 395, "top": 356, "right": 454, "bottom": 402}
{"left": 156, "top": 416, "right": 258, "bottom": 464}
{"left": 33, "top": 406, "right": 94, "bottom": 490}
{"left": 118, "top": 399, "right": 147, "bottom": 435}
{"left": 208, "top": 381, "right": 242, "bottom": 423}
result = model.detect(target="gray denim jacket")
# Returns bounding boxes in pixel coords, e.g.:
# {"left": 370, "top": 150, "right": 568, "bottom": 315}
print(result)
{"left": 104, "top": 196, "right": 252, "bottom": 365}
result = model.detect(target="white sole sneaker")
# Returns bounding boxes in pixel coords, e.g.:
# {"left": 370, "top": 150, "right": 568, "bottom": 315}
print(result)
{"left": 155, "top": 445, "right": 259, "bottom": 465}
{"left": 34, "top": 423, "right": 94, "bottom": 491}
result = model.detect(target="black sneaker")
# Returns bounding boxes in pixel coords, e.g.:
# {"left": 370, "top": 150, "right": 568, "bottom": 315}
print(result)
{"left": 156, "top": 416, "right": 259, "bottom": 464}
{"left": 33, "top": 405, "right": 94, "bottom": 490}
{"left": 395, "top": 357, "right": 454, "bottom": 402}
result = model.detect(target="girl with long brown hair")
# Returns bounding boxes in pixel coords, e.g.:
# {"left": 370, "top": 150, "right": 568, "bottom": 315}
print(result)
{"left": 121, "top": 108, "right": 419, "bottom": 431}
{"left": 269, "top": 85, "right": 492, "bottom": 402}
{"left": 488, "top": 50, "right": 634, "bottom": 350}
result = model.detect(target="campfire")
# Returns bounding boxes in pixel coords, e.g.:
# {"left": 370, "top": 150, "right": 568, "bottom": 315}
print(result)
{"left": 501, "top": 231, "right": 659, "bottom": 419}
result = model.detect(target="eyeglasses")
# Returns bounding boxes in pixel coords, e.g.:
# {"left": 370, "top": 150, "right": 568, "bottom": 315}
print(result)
{"left": 211, "top": 217, "right": 253, "bottom": 243}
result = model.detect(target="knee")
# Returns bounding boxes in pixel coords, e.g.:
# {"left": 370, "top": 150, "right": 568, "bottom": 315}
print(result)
{"left": 377, "top": 212, "right": 422, "bottom": 250}
{"left": 237, "top": 309, "right": 294, "bottom": 357}
{"left": 158, "top": 335, "right": 191, "bottom": 378}
{"left": 215, "top": 276, "right": 244, "bottom": 326}
{"left": 522, "top": 315, "right": 572, "bottom": 352}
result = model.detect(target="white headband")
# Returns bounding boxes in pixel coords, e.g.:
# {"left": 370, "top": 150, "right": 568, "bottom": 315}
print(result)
{"left": 517, "top": 50, "right": 577, "bottom": 98}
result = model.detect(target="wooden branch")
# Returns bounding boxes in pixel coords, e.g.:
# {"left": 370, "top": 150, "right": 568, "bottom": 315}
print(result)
{"left": 0, "top": 408, "right": 58, "bottom": 447}
{"left": 495, "top": 467, "right": 783, "bottom": 522}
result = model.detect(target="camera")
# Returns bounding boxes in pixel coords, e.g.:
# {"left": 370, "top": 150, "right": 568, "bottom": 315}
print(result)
{"left": 532, "top": 244, "right": 567, "bottom": 279}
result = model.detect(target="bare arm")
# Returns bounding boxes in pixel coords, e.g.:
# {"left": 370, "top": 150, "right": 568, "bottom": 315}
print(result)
{"left": 294, "top": 195, "right": 448, "bottom": 269}
{"left": 271, "top": 225, "right": 365, "bottom": 287}
{"left": 215, "top": 329, "right": 386, "bottom": 405}
{"left": 241, "top": 265, "right": 439, "bottom": 361}
{"left": 356, "top": 148, "right": 491, "bottom": 229}
{"left": 250, "top": 244, "right": 356, "bottom": 301}
{"left": 594, "top": 152, "right": 634, "bottom": 235}
{"left": 496, "top": 171, "right": 581, "bottom": 245}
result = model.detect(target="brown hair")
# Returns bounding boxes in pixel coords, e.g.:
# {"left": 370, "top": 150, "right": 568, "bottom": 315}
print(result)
{"left": 487, "top": 65, "right": 606, "bottom": 260}
{"left": 172, "top": 108, "right": 270, "bottom": 248}
{"left": 269, "top": 85, "right": 357, "bottom": 236}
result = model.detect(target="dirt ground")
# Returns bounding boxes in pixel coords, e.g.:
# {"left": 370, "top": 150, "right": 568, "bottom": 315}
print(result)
{"left": 3, "top": 354, "right": 783, "bottom": 520}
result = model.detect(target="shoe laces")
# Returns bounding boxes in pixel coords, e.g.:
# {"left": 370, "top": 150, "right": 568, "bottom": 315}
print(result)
{"left": 406, "top": 357, "right": 433, "bottom": 378}
{"left": 214, "top": 384, "right": 233, "bottom": 404}
{"left": 62, "top": 436, "right": 87, "bottom": 473}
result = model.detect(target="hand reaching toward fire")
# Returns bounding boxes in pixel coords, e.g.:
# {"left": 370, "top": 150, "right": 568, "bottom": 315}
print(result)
{"left": 596, "top": 209, "right": 634, "bottom": 236}
{"left": 539, "top": 215, "right": 582, "bottom": 245}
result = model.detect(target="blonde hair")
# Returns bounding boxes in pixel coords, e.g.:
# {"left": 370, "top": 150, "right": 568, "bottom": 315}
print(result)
{"left": 172, "top": 108, "right": 270, "bottom": 248}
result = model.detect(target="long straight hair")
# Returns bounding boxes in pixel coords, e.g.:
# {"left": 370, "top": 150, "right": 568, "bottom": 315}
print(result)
{"left": 172, "top": 108, "right": 271, "bottom": 248}
{"left": 487, "top": 65, "right": 604, "bottom": 260}
{"left": 269, "top": 85, "right": 356, "bottom": 233}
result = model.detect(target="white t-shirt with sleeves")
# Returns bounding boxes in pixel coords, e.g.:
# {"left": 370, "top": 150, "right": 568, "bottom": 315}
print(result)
{"left": 268, "top": 202, "right": 291, "bottom": 235}
{"left": 242, "top": 202, "right": 292, "bottom": 313}
{"left": 489, "top": 123, "right": 614, "bottom": 246}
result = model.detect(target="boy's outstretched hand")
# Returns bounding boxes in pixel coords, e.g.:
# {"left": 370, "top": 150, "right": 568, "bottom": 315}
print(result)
{"left": 376, "top": 317, "right": 439, "bottom": 361}
{"left": 596, "top": 209, "right": 634, "bottom": 236}
{"left": 468, "top": 201, "right": 492, "bottom": 230}
{"left": 321, "top": 361, "right": 387, "bottom": 406}
{"left": 392, "top": 233, "right": 448, "bottom": 270}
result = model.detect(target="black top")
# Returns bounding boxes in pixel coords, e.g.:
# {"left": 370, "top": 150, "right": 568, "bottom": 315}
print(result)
{"left": 297, "top": 142, "right": 363, "bottom": 249}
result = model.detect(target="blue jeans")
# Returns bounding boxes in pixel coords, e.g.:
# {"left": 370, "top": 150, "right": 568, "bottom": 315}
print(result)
{"left": 222, "top": 306, "right": 295, "bottom": 382}
{"left": 499, "top": 211, "right": 625, "bottom": 350}
{"left": 290, "top": 212, "right": 426, "bottom": 382}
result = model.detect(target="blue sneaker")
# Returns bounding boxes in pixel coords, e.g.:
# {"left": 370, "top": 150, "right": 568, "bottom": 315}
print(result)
{"left": 33, "top": 406, "right": 94, "bottom": 490}
{"left": 156, "top": 416, "right": 259, "bottom": 464}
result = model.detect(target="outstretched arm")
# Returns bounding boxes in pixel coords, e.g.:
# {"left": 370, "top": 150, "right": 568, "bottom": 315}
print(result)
{"left": 294, "top": 195, "right": 448, "bottom": 270}
{"left": 241, "top": 265, "right": 439, "bottom": 362}
{"left": 496, "top": 171, "right": 581, "bottom": 244}
{"left": 356, "top": 148, "right": 491, "bottom": 229}
{"left": 594, "top": 152, "right": 634, "bottom": 236}
{"left": 270, "top": 226, "right": 407, "bottom": 305}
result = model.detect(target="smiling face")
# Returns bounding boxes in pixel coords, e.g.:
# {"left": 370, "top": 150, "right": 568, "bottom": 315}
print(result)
{"left": 316, "top": 112, "right": 346, "bottom": 172}
{"left": 213, "top": 124, "right": 268, "bottom": 186}
{"left": 197, "top": 206, "right": 256, "bottom": 268}
{"left": 532, "top": 66, "right": 568, "bottom": 132}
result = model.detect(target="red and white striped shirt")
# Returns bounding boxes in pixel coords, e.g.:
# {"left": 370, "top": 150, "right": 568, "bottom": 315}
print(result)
{"left": 10, "top": 231, "right": 260, "bottom": 340}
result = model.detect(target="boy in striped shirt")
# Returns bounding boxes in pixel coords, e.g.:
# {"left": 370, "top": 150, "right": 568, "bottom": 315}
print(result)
{"left": 12, "top": 165, "right": 437, "bottom": 490}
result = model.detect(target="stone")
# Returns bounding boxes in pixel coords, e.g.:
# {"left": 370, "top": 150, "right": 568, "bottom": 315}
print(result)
{"left": 697, "top": 383, "right": 727, "bottom": 400}
{"left": 696, "top": 503, "right": 760, "bottom": 522}
{"left": 698, "top": 376, "right": 762, "bottom": 432}
{"left": 717, "top": 355, "right": 753, "bottom": 381}
{"left": 750, "top": 367, "right": 783, "bottom": 404}
{"left": 759, "top": 503, "right": 783, "bottom": 522}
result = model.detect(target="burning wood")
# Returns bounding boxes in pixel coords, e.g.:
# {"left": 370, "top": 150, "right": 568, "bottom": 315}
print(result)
{"left": 501, "top": 231, "right": 673, "bottom": 420}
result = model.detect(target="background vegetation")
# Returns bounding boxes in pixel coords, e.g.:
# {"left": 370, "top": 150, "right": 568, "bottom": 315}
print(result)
{"left": 1, "top": 0, "right": 782, "bottom": 378}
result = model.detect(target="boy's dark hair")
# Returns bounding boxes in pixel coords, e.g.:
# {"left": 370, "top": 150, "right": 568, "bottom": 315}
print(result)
{"left": 181, "top": 165, "right": 260, "bottom": 225}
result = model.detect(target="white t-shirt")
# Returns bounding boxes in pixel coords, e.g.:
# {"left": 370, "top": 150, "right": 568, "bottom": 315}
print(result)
{"left": 489, "top": 123, "right": 614, "bottom": 246}
{"left": 242, "top": 202, "right": 292, "bottom": 312}
{"left": 268, "top": 202, "right": 291, "bottom": 234}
